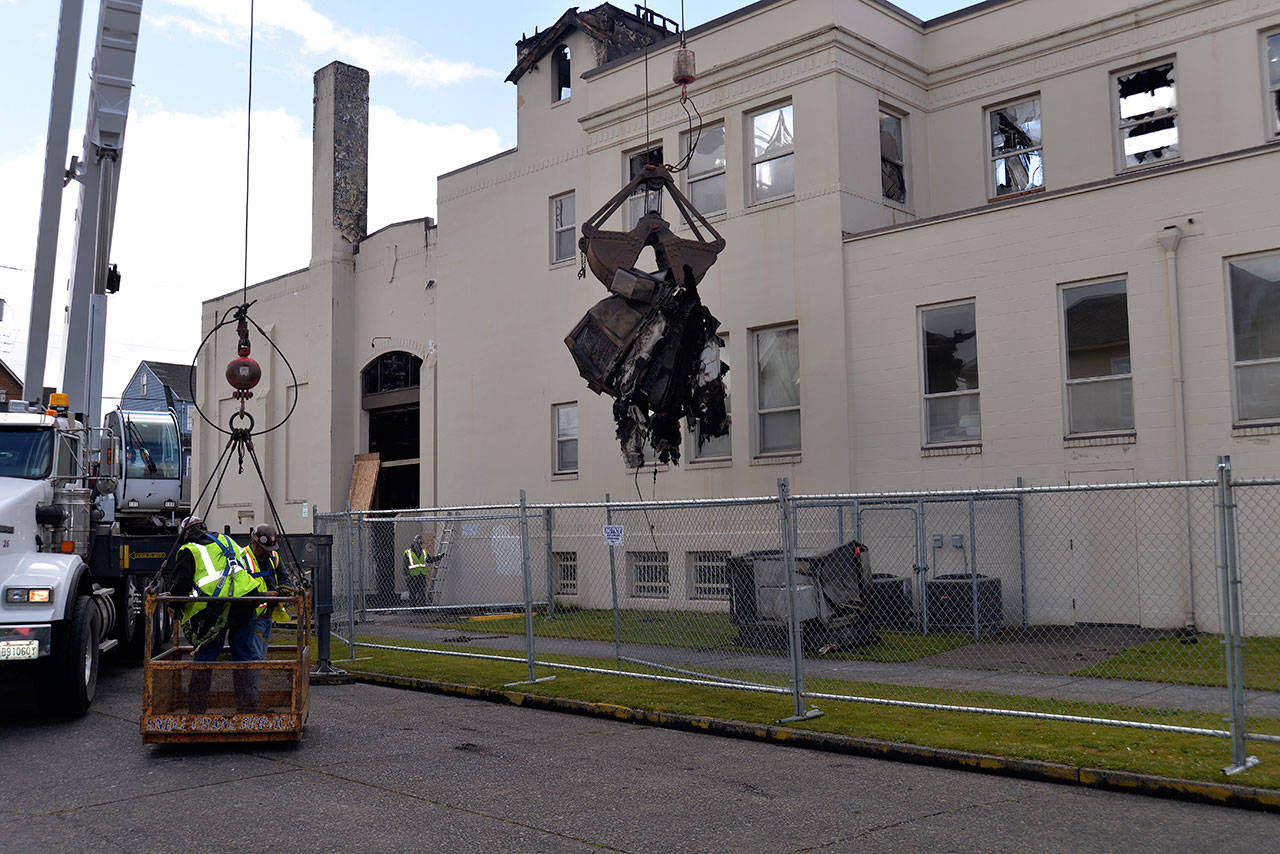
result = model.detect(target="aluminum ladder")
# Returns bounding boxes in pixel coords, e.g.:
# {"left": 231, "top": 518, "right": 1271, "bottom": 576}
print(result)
{"left": 425, "top": 513, "right": 456, "bottom": 605}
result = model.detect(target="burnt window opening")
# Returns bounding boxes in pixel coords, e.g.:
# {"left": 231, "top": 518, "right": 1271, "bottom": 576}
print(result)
{"left": 554, "top": 45, "right": 571, "bottom": 102}
{"left": 988, "top": 98, "right": 1042, "bottom": 197}
{"left": 1116, "top": 62, "right": 1179, "bottom": 168}
{"left": 1267, "top": 33, "right": 1280, "bottom": 137}
{"left": 880, "top": 109, "right": 906, "bottom": 203}
{"left": 625, "top": 146, "right": 664, "bottom": 228}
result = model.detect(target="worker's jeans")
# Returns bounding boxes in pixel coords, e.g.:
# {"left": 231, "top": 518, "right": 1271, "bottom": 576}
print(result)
{"left": 187, "top": 619, "right": 262, "bottom": 713}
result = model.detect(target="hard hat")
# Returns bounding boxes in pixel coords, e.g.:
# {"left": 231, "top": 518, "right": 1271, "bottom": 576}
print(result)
{"left": 253, "top": 523, "right": 278, "bottom": 548}
{"left": 412, "top": 534, "right": 424, "bottom": 544}
{"left": 178, "top": 515, "right": 207, "bottom": 541}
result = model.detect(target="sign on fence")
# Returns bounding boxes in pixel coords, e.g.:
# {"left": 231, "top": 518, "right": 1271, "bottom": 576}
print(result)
{"left": 602, "top": 524, "right": 624, "bottom": 547}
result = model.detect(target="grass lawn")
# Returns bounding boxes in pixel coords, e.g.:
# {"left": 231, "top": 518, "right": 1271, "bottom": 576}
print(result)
{"left": 317, "top": 632, "right": 1280, "bottom": 790}
{"left": 436, "top": 608, "right": 973, "bottom": 662}
{"left": 1073, "top": 635, "right": 1280, "bottom": 691}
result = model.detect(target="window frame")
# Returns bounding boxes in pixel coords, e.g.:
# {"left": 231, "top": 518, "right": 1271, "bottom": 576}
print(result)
{"left": 986, "top": 95, "right": 1044, "bottom": 199}
{"left": 753, "top": 323, "right": 801, "bottom": 457}
{"left": 550, "top": 191, "right": 576, "bottom": 265}
{"left": 746, "top": 101, "right": 795, "bottom": 206}
{"left": 687, "top": 550, "right": 731, "bottom": 601}
{"left": 1263, "top": 29, "right": 1280, "bottom": 140}
{"left": 1225, "top": 249, "right": 1280, "bottom": 425}
{"left": 1111, "top": 58, "right": 1180, "bottom": 173}
{"left": 682, "top": 123, "right": 726, "bottom": 216}
{"left": 627, "top": 550, "right": 670, "bottom": 599}
{"left": 918, "top": 300, "right": 982, "bottom": 447}
{"left": 879, "top": 105, "right": 908, "bottom": 206}
{"left": 1058, "top": 277, "right": 1135, "bottom": 437}
{"left": 553, "top": 551, "right": 578, "bottom": 595}
{"left": 624, "top": 145, "right": 664, "bottom": 229}
{"left": 552, "top": 401, "right": 579, "bottom": 475}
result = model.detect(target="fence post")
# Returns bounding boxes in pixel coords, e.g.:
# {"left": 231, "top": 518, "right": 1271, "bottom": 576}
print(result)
{"left": 968, "top": 496, "right": 979, "bottom": 641}
{"left": 778, "top": 478, "right": 820, "bottom": 723}
{"left": 543, "top": 507, "right": 556, "bottom": 618}
{"left": 520, "top": 489, "right": 537, "bottom": 683}
{"left": 356, "top": 513, "right": 368, "bottom": 623}
{"left": 606, "top": 493, "right": 622, "bottom": 668}
{"left": 1217, "top": 456, "right": 1257, "bottom": 774}
{"left": 343, "top": 503, "right": 357, "bottom": 661}
{"left": 1016, "top": 478, "right": 1028, "bottom": 628}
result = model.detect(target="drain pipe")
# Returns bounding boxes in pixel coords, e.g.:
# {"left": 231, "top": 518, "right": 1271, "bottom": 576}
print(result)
{"left": 1158, "top": 224, "right": 1196, "bottom": 631}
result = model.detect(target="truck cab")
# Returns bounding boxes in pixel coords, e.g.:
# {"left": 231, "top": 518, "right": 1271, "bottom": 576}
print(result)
{"left": 103, "top": 408, "right": 185, "bottom": 531}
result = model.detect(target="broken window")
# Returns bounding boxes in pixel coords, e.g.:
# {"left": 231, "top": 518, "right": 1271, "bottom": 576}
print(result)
{"left": 921, "top": 302, "right": 981, "bottom": 444}
{"left": 880, "top": 109, "right": 906, "bottom": 203}
{"left": 553, "top": 45, "right": 571, "bottom": 102}
{"left": 1116, "top": 62, "right": 1179, "bottom": 168}
{"left": 625, "top": 146, "right": 664, "bottom": 228}
{"left": 1062, "top": 279, "right": 1134, "bottom": 434}
{"left": 988, "top": 97, "right": 1043, "bottom": 197}
{"left": 551, "top": 191, "right": 576, "bottom": 263}
{"left": 750, "top": 103, "right": 794, "bottom": 203}
{"left": 688, "top": 551, "right": 731, "bottom": 600}
{"left": 553, "top": 402, "right": 578, "bottom": 473}
{"left": 628, "top": 551, "right": 669, "bottom": 598}
{"left": 684, "top": 124, "right": 726, "bottom": 214}
{"left": 755, "top": 325, "right": 800, "bottom": 454}
{"left": 1267, "top": 33, "right": 1280, "bottom": 137}
{"left": 554, "top": 551, "right": 578, "bottom": 595}
{"left": 690, "top": 333, "right": 730, "bottom": 460}
{"left": 1228, "top": 253, "right": 1280, "bottom": 422}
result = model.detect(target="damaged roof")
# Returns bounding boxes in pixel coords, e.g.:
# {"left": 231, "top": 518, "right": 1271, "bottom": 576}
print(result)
{"left": 505, "top": 3, "right": 674, "bottom": 85}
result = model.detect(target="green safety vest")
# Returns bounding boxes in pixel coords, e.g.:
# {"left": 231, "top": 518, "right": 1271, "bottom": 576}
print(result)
{"left": 405, "top": 548, "right": 430, "bottom": 577}
{"left": 243, "top": 547, "right": 290, "bottom": 623}
{"left": 179, "top": 535, "right": 265, "bottom": 641}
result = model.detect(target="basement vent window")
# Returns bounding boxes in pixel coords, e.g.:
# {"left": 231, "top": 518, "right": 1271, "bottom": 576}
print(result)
{"left": 1116, "top": 62, "right": 1179, "bottom": 169}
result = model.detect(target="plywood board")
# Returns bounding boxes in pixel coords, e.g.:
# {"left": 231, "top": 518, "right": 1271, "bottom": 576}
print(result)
{"left": 348, "top": 452, "right": 380, "bottom": 511}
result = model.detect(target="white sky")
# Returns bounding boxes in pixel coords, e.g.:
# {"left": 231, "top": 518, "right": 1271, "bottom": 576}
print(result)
{"left": 0, "top": 0, "right": 967, "bottom": 405}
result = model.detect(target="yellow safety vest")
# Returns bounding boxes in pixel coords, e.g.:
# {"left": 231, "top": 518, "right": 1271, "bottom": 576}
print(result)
{"left": 178, "top": 535, "right": 265, "bottom": 633}
{"left": 243, "top": 547, "right": 291, "bottom": 623}
{"left": 405, "top": 548, "right": 430, "bottom": 577}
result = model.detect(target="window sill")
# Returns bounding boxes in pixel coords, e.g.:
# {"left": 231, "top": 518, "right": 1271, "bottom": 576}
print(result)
{"left": 549, "top": 258, "right": 577, "bottom": 271}
{"left": 751, "top": 453, "right": 801, "bottom": 466}
{"left": 1232, "top": 422, "right": 1280, "bottom": 437}
{"left": 1064, "top": 432, "right": 1136, "bottom": 448}
{"left": 988, "top": 187, "right": 1044, "bottom": 203}
{"left": 883, "top": 197, "right": 912, "bottom": 213}
{"left": 626, "top": 464, "right": 670, "bottom": 475}
{"left": 1116, "top": 157, "right": 1183, "bottom": 176}
{"left": 921, "top": 443, "right": 982, "bottom": 457}
{"left": 744, "top": 194, "right": 795, "bottom": 214}
{"left": 551, "top": 96, "right": 572, "bottom": 108}
{"left": 688, "top": 457, "right": 733, "bottom": 469}
{"left": 552, "top": 472, "right": 579, "bottom": 481}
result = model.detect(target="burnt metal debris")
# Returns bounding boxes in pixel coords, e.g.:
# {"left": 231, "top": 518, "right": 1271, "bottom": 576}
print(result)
{"left": 565, "top": 163, "right": 729, "bottom": 467}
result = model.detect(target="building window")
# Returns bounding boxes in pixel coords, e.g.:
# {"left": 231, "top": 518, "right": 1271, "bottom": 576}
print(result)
{"left": 628, "top": 551, "right": 669, "bottom": 598}
{"left": 1227, "top": 252, "right": 1280, "bottom": 422}
{"left": 1266, "top": 32, "right": 1280, "bottom": 137}
{"left": 551, "top": 192, "right": 575, "bottom": 264}
{"left": 1062, "top": 280, "right": 1134, "bottom": 435}
{"left": 754, "top": 325, "right": 800, "bottom": 454}
{"left": 880, "top": 109, "right": 906, "bottom": 203}
{"left": 554, "top": 552, "right": 578, "bottom": 595}
{"left": 140, "top": 374, "right": 147, "bottom": 396}
{"left": 1115, "top": 62, "right": 1178, "bottom": 169}
{"left": 553, "top": 402, "right": 578, "bottom": 474}
{"left": 749, "top": 103, "right": 794, "bottom": 203}
{"left": 625, "top": 146, "right": 663, "bottom": 228}
{"left": 684, "top": 124, "right": 725, "bottom": 214}
{"left": 688, "top": 551, "right": 730, "bottom": 600}
{"left": 988, "top": 97, "right": 1043, "bottom": 197}
{"left": 553, "top": 45, "right": 571, "bottom": 102}
{"left": 921, "top": 302, "right": 981, "bottom": 444}
{"left": 362, "top": 351, "right": 422, "bottom": 396}
{"left": 690, "top": 334, "right": 730, "bottom": 460}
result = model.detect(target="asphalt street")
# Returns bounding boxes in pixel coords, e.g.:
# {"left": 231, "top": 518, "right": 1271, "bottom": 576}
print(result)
{"left": 2, "top": 661, "right": 1278, "bottom": 853}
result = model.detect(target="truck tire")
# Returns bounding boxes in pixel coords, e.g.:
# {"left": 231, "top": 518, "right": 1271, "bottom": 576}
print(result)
{"left": 116, "top": 575, "right": 144, "bottom": 660}
{"left": 35, "top": 593, "right": 101, "bottom": 717}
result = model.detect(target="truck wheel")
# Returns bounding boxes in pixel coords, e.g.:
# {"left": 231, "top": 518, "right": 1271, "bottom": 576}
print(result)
{"left": 151, "top": 599, "right": 173, "bottom": 655}
{"left": 116, "top": 575, "right": 144, "bottom": 660}
{"left": 35, "top": 594, "right": 101, "bottom": 717}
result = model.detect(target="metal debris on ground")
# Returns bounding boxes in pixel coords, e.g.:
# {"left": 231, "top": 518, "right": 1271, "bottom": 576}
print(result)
{"left": 565, "top": 163, "right": 730, "bottom": 466}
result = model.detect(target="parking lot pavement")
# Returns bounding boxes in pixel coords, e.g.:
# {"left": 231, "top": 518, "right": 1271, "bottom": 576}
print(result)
{"left": 3, "top": 661, "right": 1280, "bottom": 853}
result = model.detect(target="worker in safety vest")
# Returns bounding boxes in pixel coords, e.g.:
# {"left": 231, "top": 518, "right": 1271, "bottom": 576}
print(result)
{"left": 243, "top": 524, "right": 292, "bottom": 659}
{"left": 403, "top": 534, "right": 443, "bottom": 607}
{"left": 162, "top": 515, "right": 267, "bottom": 713}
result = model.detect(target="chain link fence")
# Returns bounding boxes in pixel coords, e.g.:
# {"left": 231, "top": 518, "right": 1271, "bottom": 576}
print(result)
{"left": 313, "top": 458, "right": 1278, "bottom": 770}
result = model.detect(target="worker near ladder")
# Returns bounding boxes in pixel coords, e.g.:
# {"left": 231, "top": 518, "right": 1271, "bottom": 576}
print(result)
{"left": 403, "top": 534, "right": 443, "bottom": 607}
{"left": 243, "top": 524, "right": 292, "bottom": 659}
{"left": 162, "top": 516, "right": 267, "bottom": 713}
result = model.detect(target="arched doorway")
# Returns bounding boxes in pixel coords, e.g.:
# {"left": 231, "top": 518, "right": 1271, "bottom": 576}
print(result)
{"left": 362, "top": 351, "right": 423, "bottom": 510}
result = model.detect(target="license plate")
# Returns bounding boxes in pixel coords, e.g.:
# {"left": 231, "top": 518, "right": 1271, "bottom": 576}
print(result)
{"left": 0, "top": 639, "right": 39, "bottom": 661}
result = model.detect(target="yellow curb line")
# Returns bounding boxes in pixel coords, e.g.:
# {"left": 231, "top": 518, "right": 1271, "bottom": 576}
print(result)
{"left": 348, "top": 670, "right": 1280, "bottom": 813}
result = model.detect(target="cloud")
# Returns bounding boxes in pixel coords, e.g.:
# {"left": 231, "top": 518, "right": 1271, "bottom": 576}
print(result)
{"left": 150, "top": 0, "right": 496, "bottom": 88}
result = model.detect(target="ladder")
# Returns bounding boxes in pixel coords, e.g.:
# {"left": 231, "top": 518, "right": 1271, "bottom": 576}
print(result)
{"left": 425, "top": 513, "right": 456, "bottom": 605}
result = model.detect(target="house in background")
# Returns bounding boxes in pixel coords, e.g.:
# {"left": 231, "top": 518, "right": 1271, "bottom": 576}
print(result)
{"left": 0, "top": 358, "right": 21, "bottom": 403}
{"left": 118, "top": 360, "right": 197, "bottom": 483}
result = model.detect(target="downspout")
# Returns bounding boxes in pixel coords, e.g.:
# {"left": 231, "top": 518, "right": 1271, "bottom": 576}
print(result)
{"left": 1158, "top": 224, "right": 1196, "bottom": 630}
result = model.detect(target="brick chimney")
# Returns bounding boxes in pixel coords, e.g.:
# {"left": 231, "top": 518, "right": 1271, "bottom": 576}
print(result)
{"left": 312, "top": 62, "right": 368, "bottom": 264}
